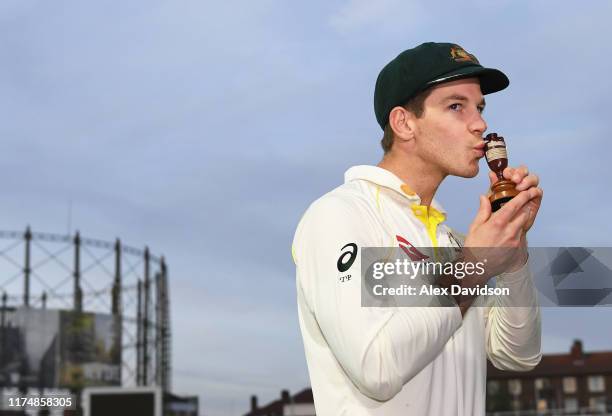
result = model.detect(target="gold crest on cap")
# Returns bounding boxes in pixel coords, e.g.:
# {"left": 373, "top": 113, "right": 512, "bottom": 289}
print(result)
{"left": 450, "top": 46, "right": 479, "bottom": 64}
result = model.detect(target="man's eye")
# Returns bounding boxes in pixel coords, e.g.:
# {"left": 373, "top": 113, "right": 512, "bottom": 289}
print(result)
{"left": 449, "top": 103, "right": 462, "bottom": 111}
{"left": 477, "top": 106, "right": 485, "bottom": 114}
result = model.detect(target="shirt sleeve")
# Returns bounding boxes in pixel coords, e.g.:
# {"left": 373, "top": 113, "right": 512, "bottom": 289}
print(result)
{"left": 293, "top": 194, "right": 463, "bottom": 402}
{"left": 484, "top": 260, "right": 542, "bottom": 371}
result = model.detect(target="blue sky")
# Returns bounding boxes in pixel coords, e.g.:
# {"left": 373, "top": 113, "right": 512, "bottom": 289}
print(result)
{"left": 1, "top": 1, "right": 611, "bottom": 415}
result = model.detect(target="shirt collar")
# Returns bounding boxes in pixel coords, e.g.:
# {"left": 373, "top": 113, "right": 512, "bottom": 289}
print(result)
{"left": 344, "top": 165, "right": 447, "bottom": 215}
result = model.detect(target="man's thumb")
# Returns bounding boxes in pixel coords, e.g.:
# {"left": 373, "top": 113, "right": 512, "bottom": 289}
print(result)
{"left": 473, "top": 195, "right": 492, "bottom": 225}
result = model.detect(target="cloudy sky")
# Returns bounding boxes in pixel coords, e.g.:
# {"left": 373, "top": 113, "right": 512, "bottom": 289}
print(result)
{"left": 1, "top": 1, "right": 611, "bottom": 415}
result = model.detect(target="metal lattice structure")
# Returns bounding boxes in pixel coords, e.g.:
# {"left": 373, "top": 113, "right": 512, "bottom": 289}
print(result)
{"left": 0, "top": 226, "right": 171, "bottom": 391}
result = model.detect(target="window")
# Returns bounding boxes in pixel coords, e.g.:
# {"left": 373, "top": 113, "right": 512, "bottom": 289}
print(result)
{"left": 508, "top": 379, "right": 522, "bottom": 396}
{"left": 487, "top": 381, "right": 500, "bottom": 394}
{"left": 564, "top": 398, "right": 578, "bottom": 412}
{"left": 589, "top": 396, "right": 606, "bottom": 412}
{"left": 563, "top": 376, "right": 577, "bottom": 394}
{"left": 535, "top": 378, "right": 543, "bottom": 390}
{"left": 535, "top": 378, "right": 550, "bottom": 391}
{"left": 588, "top": 375, "right": 605, "bottom": 392}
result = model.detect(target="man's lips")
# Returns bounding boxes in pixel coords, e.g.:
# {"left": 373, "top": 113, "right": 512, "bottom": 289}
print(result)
{"left": 474, "top": 141, "right": 486, "bottom": 158}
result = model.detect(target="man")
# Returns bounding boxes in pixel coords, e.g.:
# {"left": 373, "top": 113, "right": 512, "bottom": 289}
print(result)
{"left": 292, "top": 42, "right": 543, "bottom": 415}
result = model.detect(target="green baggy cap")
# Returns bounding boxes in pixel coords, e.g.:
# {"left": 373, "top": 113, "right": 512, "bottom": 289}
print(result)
{"left": 374, "top": 42, "right": 509, "bottom": 129}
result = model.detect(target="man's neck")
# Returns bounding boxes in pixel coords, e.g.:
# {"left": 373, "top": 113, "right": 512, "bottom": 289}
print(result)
{"left": 377, "top": 152, "right": 446, "bottom": 207}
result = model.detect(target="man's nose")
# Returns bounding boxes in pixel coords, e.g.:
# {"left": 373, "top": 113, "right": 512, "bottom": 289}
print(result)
{"left": 469, "top": 111, "right": 487, "bottom": 136}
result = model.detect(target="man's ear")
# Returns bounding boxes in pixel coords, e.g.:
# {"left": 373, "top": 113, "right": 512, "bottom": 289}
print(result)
{"left": 388, "top": 106, "right": 416, "bottom": 143}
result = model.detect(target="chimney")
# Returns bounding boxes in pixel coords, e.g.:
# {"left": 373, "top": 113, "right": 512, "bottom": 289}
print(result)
{"left": 570, "top": 339, "right": 584, "bottom": 361}
{"left": 281, "top": 390, "right": 290, "bottom": 404}
{"left": 250, "top": 395, "right": 258, "bottom": 411}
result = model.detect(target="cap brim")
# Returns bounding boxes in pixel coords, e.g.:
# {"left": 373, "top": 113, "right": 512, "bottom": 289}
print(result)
{"left": 426, "top": 66, "right": 509, "bottom": 95}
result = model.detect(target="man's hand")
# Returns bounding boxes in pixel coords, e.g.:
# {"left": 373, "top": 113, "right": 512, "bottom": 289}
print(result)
{"left": 436, "top": 165, "right": 544, "bottom": 316}
{"left": 463, "top": 190, "right": 535, "bottom": 280}
{"left": 452, "top": 166, "right": 543, "bottom": 316}
{"left": 488, "top": 165, "right": 543, "bottom": 234}
{"left": 466, "top": 164, "right": 543, "bottom": 255}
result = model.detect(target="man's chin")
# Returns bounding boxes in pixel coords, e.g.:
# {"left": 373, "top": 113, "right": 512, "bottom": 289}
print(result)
{"left": 452, "top": 164, "right": 479, "bottom": 178}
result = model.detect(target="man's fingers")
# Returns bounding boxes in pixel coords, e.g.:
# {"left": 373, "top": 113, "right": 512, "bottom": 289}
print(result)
{"left": 516, "top": 173, "right": 540, "bottom": 191}
{"left": 506, "top": 208, "right": 530, "bottom": 240}
{"left": 492, "top": 190, "right": 532, "bottom": 224}
{"left": 503, "top": 165, "right": 529, "bottom": 183}
{"left": 526, "top": 186, "right": 543, "bottom": 202}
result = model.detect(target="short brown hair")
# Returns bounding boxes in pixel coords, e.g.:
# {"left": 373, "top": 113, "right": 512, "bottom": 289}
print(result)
{"left": 380, "top": 88, "right": 432, "bottom": 153}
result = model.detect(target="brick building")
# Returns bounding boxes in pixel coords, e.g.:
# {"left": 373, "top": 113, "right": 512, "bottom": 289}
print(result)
{"left": 245, "top": 388, "right": 314, "bottom": 416}
{"left": 247, "top": 340, "right": 612, "bottom": 415}
{"left": 487, "top": 339, "right": 612, "bottom": 414}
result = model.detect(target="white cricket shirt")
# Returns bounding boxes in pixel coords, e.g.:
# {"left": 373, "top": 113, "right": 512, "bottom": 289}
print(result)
{"left": 292, "top": 165, "right": 541, "bottom": 416}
